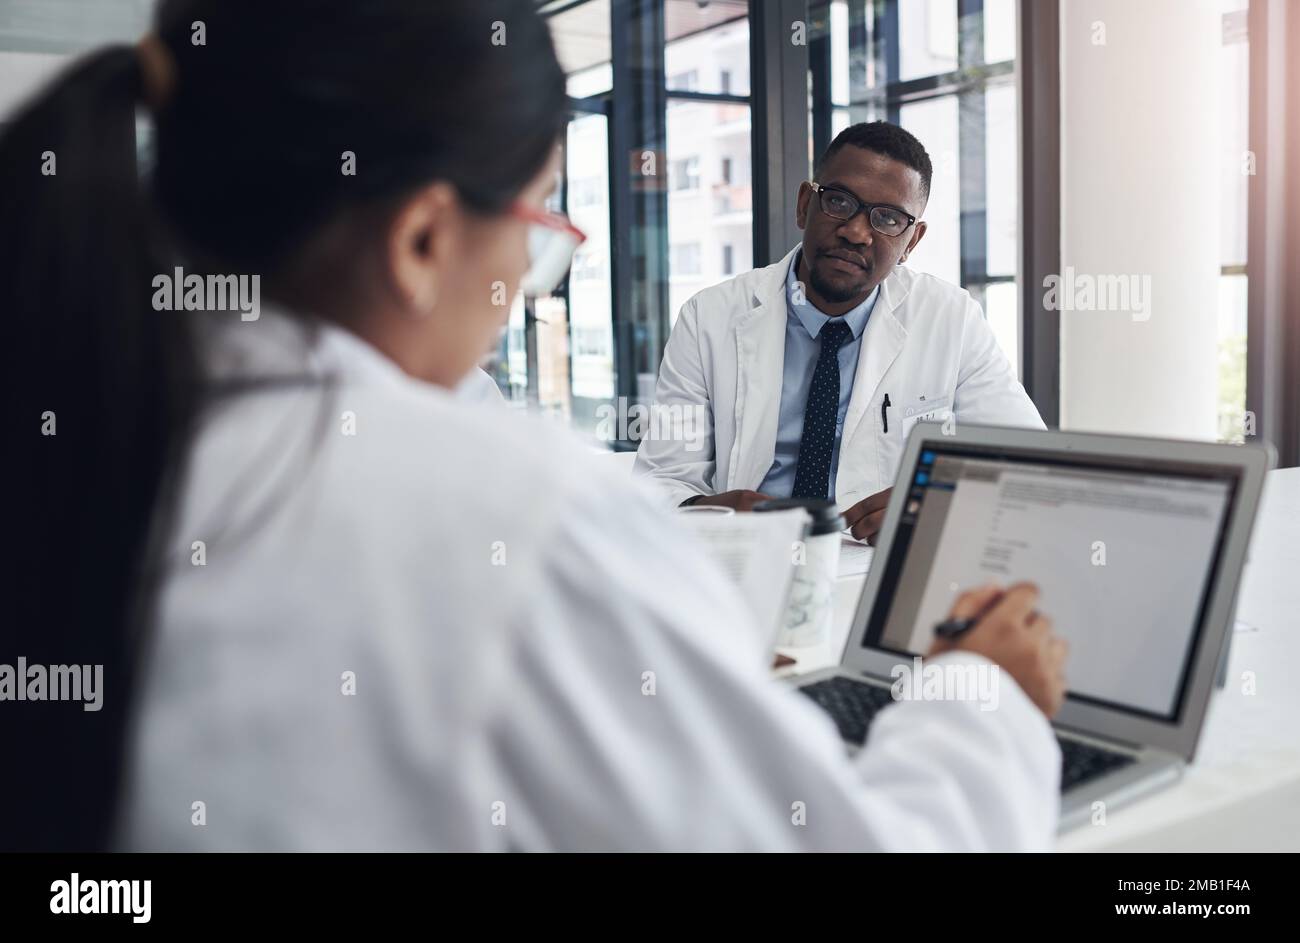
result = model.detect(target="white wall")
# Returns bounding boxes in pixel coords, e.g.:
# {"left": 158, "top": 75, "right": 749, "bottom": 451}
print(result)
{"left": 1059, "top": 0, "right": 1222, "bottom": 438}
{"left": 0, "top": 51, "right": 68, "bottom": 121}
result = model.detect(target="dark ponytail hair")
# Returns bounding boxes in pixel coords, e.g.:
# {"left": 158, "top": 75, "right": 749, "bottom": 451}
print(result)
{"left": 0, "top": 0, "right": 566, "bottom": 850}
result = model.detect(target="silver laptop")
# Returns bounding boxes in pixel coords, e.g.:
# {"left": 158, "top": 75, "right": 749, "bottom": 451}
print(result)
{"left": 793, "top": 423, "right": 1272, "bottom": 831}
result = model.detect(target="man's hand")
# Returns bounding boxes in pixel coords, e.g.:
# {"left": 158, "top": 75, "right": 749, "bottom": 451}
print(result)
{"left": 927, "top": 583, "right": 1069, "bottom": 718}
{"left": 684, "top": 490, "right": 775, "bottom": 512}
{"left": 842, "top": 488, "right": 892, "bottom": 544}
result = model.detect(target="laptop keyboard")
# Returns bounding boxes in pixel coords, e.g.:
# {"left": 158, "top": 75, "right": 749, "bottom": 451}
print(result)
{"left": 798, "top": 675, "right": 1137, "bottom": 792}
{"left": 798, "top": 676, "right": 897, "bottom": 747}
{"left": 1058, "top": 736, "right": 1136, "bottom": 791}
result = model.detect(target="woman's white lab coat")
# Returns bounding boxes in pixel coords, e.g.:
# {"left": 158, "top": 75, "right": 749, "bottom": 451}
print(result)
{"left": 118, "top": 306, "right": 1060, "bottom": 851}
{"left": 634, "top": 247, "right": 1046, "bottom": 509}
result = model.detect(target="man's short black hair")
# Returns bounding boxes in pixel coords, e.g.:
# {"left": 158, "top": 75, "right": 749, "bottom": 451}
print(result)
{"left": 815, "top": 121, "right": 933, "bottom": 200}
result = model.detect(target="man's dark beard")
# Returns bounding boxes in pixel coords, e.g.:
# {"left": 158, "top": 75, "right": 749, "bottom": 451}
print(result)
{"left": 809, "top": 257, "right": 872, "bottom": 305}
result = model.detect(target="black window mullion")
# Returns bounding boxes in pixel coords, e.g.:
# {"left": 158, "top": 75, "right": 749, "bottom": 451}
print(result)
{"left": 608, "top": 0, "right": 668, "bottom": 433}
{"left": 558, "top": 124, "right": 576, "bottom": 404}
{"left": 523, "top": 299, "right": 540, "bottom": 405}
{"left": 850, "top": 61, "right": 1014, "bottom": 109}
{"left": 880, "top": 0, "right": 901, "bottom": 124}
{"left": 662, "top": 90, "right": 750, "bottom": 105}
{"left": 809, "top": 2, "right": 834, "bottom": 162}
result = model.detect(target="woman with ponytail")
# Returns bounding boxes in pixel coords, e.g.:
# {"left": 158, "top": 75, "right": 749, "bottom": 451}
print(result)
{"left": 1, "top": 0, "right": 1063, "bottom": 851}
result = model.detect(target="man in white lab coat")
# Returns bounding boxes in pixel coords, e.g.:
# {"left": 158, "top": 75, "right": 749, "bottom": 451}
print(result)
{"left": 456, "top": 365, "right": 506, "bottom": 404}
{"left": 635, "top": 122, "right": 1044, "bottom": 542}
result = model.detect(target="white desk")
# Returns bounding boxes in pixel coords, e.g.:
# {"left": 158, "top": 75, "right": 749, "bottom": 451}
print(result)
{"left": 781, "top": 467, "right": 1300, "bottom": 852}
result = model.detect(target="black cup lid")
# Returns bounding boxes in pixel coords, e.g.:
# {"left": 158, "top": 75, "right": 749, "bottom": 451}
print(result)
{"left": 753, "top": 497, "right": 845, "bottom": 535}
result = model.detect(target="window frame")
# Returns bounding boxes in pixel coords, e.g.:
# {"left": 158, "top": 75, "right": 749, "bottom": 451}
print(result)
{"left": 800, "top": 0, "right": 1064, "bottom": 419}
{"left": 535, "top": 0, "right": 756, "bottom": 449}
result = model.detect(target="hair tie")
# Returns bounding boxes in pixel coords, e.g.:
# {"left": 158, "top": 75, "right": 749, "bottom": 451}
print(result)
{"left": 136, "top": 33, "right": 176, "bottom": 113}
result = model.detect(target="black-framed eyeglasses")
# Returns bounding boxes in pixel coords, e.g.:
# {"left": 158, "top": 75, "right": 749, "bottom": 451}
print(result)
{"left": 809, "top": 182, "right": 917, "bottom": 238}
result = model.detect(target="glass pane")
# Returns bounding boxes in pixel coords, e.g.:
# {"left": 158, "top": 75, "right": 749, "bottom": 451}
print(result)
{"left": 836, "top": 1, "right": 1019, "bottom": 95}
{"left": 820, "top": 3, "right": 1021, "bottom": 301}
{"left": 664, "top": 0, "right": 750, "bottom": 96}
{"left": 666, "top": 94, "right": 753, "bottom": 328}
{"left": 491, "top": 113, "right": 615, "bottom": 434}
{"left": 568, "top": 63, "right": 613, "bottom": 98}
{"left": 982, "top": 0, "right": 1017, "bottom": 64}
{"left": 832, "top": 106, "right": 852, "bottom": 140}
{"left": 985, "top": 82, "right": 1017, "bottom": 277}
{"left": 566, "top": 113, "right": 616, "bottom": 429}
{"left": 1217, "top": 274, "right": 1248, "bottom": 443}
{"left": 983, "top": 281, "right": 1019, "bottom": 380}
{"left": 533, "top": 296, "right": 572, "bottom": 422}
{"left": 500, "top": 295, "right": 529, "bottom": 403}
{"left": 897, "top": 95, "right": 960, "bottom": 286}
{"left": 900, "top": 0, "right": 958, "bottom": 82}
{"left": 830, "top": 0, "right": 851, "bottom": 107}
{"left": 539, "top": 155, "right": 570, "bottom": 411}
{"left": 1219, "top": 26, "right": 1249, "bottom": 268}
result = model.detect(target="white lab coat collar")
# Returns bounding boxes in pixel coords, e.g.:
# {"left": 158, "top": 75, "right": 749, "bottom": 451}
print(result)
{"left": 730, "top": 246, "right": 911, "bottom": 491}
{"left": 195, "top": 303, "right": 432, "bottom": 397}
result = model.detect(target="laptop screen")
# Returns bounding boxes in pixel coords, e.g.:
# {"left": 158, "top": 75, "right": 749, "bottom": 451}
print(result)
{"left": 860, "top": 442, "right": 1240, "bottom": 722}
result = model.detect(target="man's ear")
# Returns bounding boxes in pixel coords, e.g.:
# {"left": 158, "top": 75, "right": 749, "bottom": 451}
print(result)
{"left": 795, "top": 181, "right": 813, "bottom": 230}
{"left": 900, "top": 220, "right": 927, "bottom": 263}
{"left": 386, "top": 182, "right": 459, "bottom": 317}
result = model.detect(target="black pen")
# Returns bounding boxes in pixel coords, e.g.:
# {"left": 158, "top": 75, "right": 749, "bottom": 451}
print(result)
{"left": 881, "top": 393, "right": 891, "bottom": 433}
{"left": 933, "top": 617, "right": 976, "bottom": 639}
{"left": 933, "top": 589, "right": 1003, "bottom": 639}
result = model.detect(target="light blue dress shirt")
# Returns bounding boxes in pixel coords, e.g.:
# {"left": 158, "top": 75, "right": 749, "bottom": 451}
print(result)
{"left": 758, "top": 248, "right": 879, "bottom": 499}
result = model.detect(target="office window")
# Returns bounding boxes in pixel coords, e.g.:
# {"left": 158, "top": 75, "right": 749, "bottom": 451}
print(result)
{"left": 665, "top": 1, "right": 753, "bottom": 329}
{"left": 810, "top": 0, "right": 1020, "bottom": 374}
{"left": 530, "top": 0, "right": 757, "bottom": 445}
{"left": 499, "top": 2, "right": 622, "bottom": 433}
{"left": 529, "top": 1, "right": 762, "bottom": 444}
{"left": 667, "top": 69, "right": 699, "bottom": 91}
{"left": 573, "top": 324, "right": 609, "bottom": 357}
{"left": 501, "top": 170, "right": 578, "bottom": 422}
{"left": 569, "top": 175, "right": 604, "bottom": 208}
{"left": 570, "top": 249, "right": 604, "bottom": 283}
{"left": 670, "top": 242, "right": 702, "bottom": 277}
{"left": 670, "top": 155, "right": 701, "bottom": 192}
{"left": 565, "top": 111, "right": 615, "bottom": 410}
{"left": 666, "top": 0, "right": 751, "bottom": 96}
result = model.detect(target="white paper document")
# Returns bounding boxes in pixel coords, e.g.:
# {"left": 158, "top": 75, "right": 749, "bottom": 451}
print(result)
{"left": 837, "top": 539, "right": 874, "bottom": 578}
{"left": 675, "top": 509, "right": 810, "bottom": 648}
